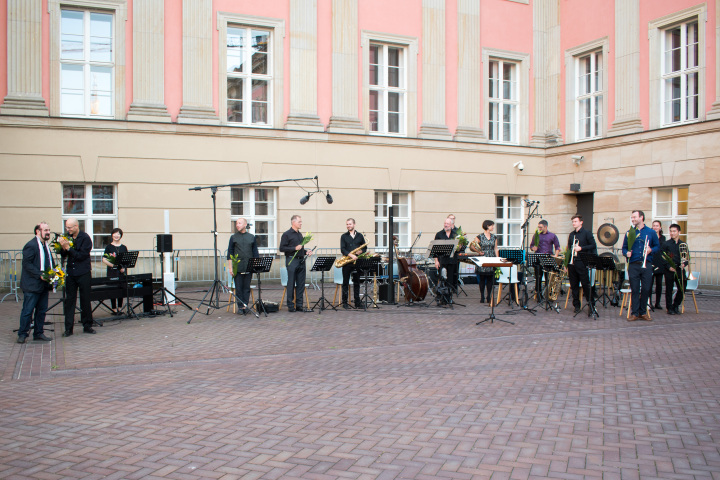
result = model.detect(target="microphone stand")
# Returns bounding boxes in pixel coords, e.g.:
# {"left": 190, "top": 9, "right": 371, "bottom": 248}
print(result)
{"left": 519, "top": 201, "right": 541, "bottom": 316}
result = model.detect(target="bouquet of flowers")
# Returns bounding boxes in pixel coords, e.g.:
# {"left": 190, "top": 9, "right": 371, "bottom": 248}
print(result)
{"left": 662, "top": 252, "right": 685, "bottom": 297}
{"left": 455, "top": 226, "right": 469, "bottom": 248}
{"left": 51, "top": 234, "right": 73, "bottom": 254}
{"left": 494, "top": 267, "right": 502, "bottom": 280}
{"left": 41, "top": 265, "right": 65, "bottom": 291}
{"left": 626, "top": 227, "right": 637, "bottom": 251}
{"left": 289, "top": 231, "right": 313, "bottom": 263}
{"left": 103, "top": 252, "right": 117, "bottom": 265}
{"left": 229, "top": 254, "right": 241, "bottom": 277}
{"left": 532, "top": 229, "right": 540, "bottom": 248}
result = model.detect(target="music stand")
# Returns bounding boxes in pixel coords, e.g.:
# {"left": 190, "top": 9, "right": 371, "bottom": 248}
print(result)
{"left": 576, "top": 252, "right": 600, "bottom": 319}
{"left": 469, "top": 257, "right": 515, "bottom": 326}
{"left": 427, "top": 240, "right": 463, "bottom": 308}
{"left": 497, "top": 249, "right": 527, "bottom": 311}
{"left": 527, "top": 253, "right": 550, "bottom": 302}
{"left": 116, "top": 251, "right": 140, "bottom": 320}
{"left": 310, "top": 256, "right": 337, "bottom": 313}
{"left": 595, "top": 255, "right": 616, "bottom": 308}
{"left": 356, "top": 256, "right": 381, "bottom": 310}
{"left": 244, "top": 257, "right": 273, "bottom": 316}
{"left": 537, "top": 256, "right": 562, "bottom": 313}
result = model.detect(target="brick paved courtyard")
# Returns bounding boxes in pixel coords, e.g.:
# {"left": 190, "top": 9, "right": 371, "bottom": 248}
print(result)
{"left": 1, "top": 285, "right": 719, "bottom": 479}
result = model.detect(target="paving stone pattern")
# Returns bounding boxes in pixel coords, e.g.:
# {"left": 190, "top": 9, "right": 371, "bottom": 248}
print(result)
{"left": 1, "top": 286, "right": 719, "bottom": 479}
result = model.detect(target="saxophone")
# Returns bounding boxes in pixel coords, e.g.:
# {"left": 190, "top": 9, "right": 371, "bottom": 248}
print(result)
{"left": 335, "top": 242, "right": 368, "bottom": 268}
{"left": 546, "top": 257, "right": 565, "bottom": 301}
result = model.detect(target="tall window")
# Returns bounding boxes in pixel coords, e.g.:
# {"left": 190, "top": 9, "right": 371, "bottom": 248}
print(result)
{"left": 369, "top": 44, "right": 406, "bottom": 135}
{"left": 375, "top": 192, "right": 411, "bottom": 250}
{"left": 653, "top": 187, "right": 689, "bottom": 242}
{"left": 662, "top": 20, "right": 699, "bottom": 125}
{"left": 60, "top": 9, "right": 114, "bottom": 117}
{"left": 576, "top": 51, "right": 603, "bottom": 140}
{"left": 226, "top": 27, "right": 272, "bottom": 126}
{"left": 230, "top": 188, "right": 276, "bottom": 251}
{"left": 488, "top": 60, "right": 518, "bottom": 144}
{"left": 62, "top": 184, "right": 117, "bottom": 251}
{"left": 495, "top": 195, "right": 522, "bottom": 247}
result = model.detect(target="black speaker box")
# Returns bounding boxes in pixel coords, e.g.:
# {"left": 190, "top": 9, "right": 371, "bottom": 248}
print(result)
{"left": 157, "top": 234, "right": 173, "bottom": 253}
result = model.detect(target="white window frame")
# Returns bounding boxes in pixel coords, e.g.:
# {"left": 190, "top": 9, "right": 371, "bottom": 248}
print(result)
{"left": 230, "top": 187, "right": 277, "bottom": 253}
{"left": 374, "top": 191, "right": 412, "bottom": 251}
{"left": 218, "top": 12, "right": 285, "bottom": 128}
{"left": 652, "top": 186, "right": 689, "bottom": 243}
{"left": 495, "top": 195, "right": 524, "bottom": 248}
{"left": 483, "top": 48, "right": 530, "bottom": 145}
{"left": 648, "top": 5, "right": 706, "bottom": 129}
{"left": 61, "top": 183, "right": 117, "bottom": 252}
{"left": 48, "top": 0, "right": 127, "bottom": 119}
{"left": 565, "top": 37, "right": 609, "bottom": 143}
{"left": 368, "top": 43, "right": 407, "bottom": 136}
{"left": 362, "top": 31, "right": 418, "bottom": 137}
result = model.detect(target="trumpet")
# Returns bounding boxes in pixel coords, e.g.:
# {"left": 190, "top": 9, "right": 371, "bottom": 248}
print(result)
{"left": 569, "top": 238, "right": 579, "bottom": 265}
{"left": 641, "top": 236, "right": 650, "bottom": 268}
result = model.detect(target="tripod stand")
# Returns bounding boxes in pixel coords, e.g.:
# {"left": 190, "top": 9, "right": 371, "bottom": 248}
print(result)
{"left": 310, "top": 256, "right": 337, "bottom": 313}
{"left": 517, "top": 201, "right": 542, "bottom": 315}
{"left": 187, "top": 186, "right": 258, "bottom": 323}
{"left": 427, "top": 240, "right": 464, "bottom": 309}
{"left": 246, "top": 256, "right": 273, "bottom": 316}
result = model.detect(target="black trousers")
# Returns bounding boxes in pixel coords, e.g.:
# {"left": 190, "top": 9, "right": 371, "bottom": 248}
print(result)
{"left": 664, "top": 270, "right": 686, "bottom": 309}
{"left": 341, "top": 265, "right": 361, "bottom": 305}
{"left": 476, "top": 273, "right": 494, "bottom": 301}
{"left": 439, "top": 261, "right": 458, "bottom": 290}
{"left": 628, "top": 262, "right": 652, "bottom": 316}
{"left": 652, "top": 272, "right": 663, "bottom": 306}
{"left": 233, "top": 273, "right": 253, "bottom": 310}
{"left": 568, "top": 262, "right": 591, "bottom": 308}
{"left": 64, "top": 272, "right": 93, "bottom": 332}
{"left": 285, "top": 257, "right": 306, "bottom": 309}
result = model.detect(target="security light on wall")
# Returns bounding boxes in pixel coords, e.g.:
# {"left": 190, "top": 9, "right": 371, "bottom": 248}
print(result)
{"left": 571, "top": 155, "right": 585, "bottom": 165}
{"left": 513, "top": 161, "right": 525, "bottom": 171}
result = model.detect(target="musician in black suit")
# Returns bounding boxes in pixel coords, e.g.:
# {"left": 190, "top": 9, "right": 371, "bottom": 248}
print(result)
{"left": 17, "top": 223, "right": 55, "bottom": 343}
{"left": 279, "top": 215, "right": 313, "bottom": 312}
{"left": 567, "top": 215, "right": 597, "bottom": 316}
{"left": 340, "top": 218, "right": 366, "bottom": 309}
{"left": 434, "top": 216, "right": 459, "bottom": 298}
{"left": 59, "top": 217, "right": 95, "bottom": 335}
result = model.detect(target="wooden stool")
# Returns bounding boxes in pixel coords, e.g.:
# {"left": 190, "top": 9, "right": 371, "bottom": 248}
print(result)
{"left": 226, "top": 287, "right": 255, "bottom": 313}
{"left": 496, "top": 282, "right": 520, "bottom": 306}
{"left": 280, "top": 286, "right": 310, "bottom": 310}
{"left": 564, "top": 287, "right": 583, "bottom": 310}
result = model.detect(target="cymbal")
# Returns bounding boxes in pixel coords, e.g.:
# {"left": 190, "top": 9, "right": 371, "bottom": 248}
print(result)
{"left": 597, "top": 223, "right": 619, "bottom": 247}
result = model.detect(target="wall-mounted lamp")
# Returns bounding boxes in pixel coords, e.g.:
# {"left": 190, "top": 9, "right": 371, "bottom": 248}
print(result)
{"left": 513, "top": 161, "right": 525, "bottom": 172}
{"left": 571, "top": 155, "right": 585, "bottom": 165}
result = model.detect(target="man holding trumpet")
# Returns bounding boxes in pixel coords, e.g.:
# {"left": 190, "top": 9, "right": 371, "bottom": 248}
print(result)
{"left": 621, "top": 210, "right": 660, "bottom": 321}
{"left": 567, "top": 215, "right": 597, "bottom": 316}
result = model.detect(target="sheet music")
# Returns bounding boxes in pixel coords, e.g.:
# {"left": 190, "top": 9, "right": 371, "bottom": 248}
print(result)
{"left": 468, "top": 256, "right": 507, "bottom": 267}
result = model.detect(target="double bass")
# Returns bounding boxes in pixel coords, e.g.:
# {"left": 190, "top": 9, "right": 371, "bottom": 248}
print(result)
{"left": 394, "top": 236, "right": 429, "bottom": 302}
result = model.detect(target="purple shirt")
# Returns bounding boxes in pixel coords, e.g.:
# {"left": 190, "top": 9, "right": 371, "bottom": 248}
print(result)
{"left": 534, "top": 231, "right": 560, "bottom": 254}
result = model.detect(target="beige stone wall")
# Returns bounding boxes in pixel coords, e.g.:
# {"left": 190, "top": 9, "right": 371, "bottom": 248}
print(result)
{"left": 0, "top": 117, "right": 544, "bottom": 252}
{"left": 545, "top": 120, "right": 720, "bottom": 251}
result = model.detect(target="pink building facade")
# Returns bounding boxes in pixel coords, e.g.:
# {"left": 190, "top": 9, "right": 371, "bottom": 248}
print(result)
{"left": 1, "top": 0, "right": 719, "bottom": 256}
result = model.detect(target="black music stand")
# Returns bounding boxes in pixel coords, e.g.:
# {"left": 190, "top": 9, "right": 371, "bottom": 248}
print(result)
{"left": 527, "top": 253, "right": 550, "bottom": 303}
{"left": 356, "top": 257, "right": 381, "bottom": 310}
{"left": 310, "top": 256, "right": 337, "bottom": 313}
{"left": 576, "top": 252, "right": 599, "bottom": 319}
{"left": 246, "top": 256, "right": 273, "bottom": 317}
{"left": 469, "top": 258, "right": 515, "bottom": 326}
{"left": 537, "top": 256, "right": 562, "bottom": 313}
{"left": 428, "top": 241, "right": 463, "bottom": 308}
{"left": 595, "top": 255, "right": 616, "bottom": 308}
{"left": 498, "top": 249, "right": 528, "bottom": 312}
{"left": 117, "top": 251, "right": 140, "bottom": 320}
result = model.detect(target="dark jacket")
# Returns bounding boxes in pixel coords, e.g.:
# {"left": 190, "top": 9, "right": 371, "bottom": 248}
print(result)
{"left": 340, "top": 231, "right": 366, "bottom": 256}
{"left": 60, "top": 231, "right": 93, "bottom": 276}
{"left": 621, "top": 225, "right": 660, "bottom": 264}
{"left": 651, "top": 234, "right": 666, "bottom": 274}
{"left": 567, "top": 227, "right": 597, "bottom": 266}
{"left": 226, "top": 231, "right": 259, "bottom": 275}
{"left": 20, "top": 237, "right": 54, "bottom": 294}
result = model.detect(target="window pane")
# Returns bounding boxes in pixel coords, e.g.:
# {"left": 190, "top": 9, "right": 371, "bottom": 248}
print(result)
{"left": 90, "top": 13, "right": 113, "bottom": 63}
{"left": 93, "top": 219, "right": 114, "bottom": 251}
{"left": 63, "top": 185, "right": 86, "bottom": 214}
{"left": 388, "top": 92, "right": 400, "bottom": 113}
{"left": 677, "top": 187, "right": 689, "bottom": 216}
{"left": 92, "top": 185, "right": 114, "bottom": 214}
{"left": 369, "top": 45, "right": 380, "bottom": 85}
{"left": 90, "top": 67, "right": 112, "bottom": 116}
{"left": 251, "top": 79, "right": 267, "bottom": 102}
{"left": 61, "top": 10, "right": 84, "bottom": 60}
{"left": 227, "top": 27, "right": 245, "bottom": 73}
{"left": 252, "top": 102, "right": 267, "bottom": 124}
{"left": 251, "top": 30, "right": 269, "bottom": 74}
{"left": 61, "top": 64, "right": 85, "bottom": 115}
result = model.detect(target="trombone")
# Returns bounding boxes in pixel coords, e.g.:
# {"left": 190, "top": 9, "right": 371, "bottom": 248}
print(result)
{"left": 679, "top": 243, "right": 696, "bottom": 281}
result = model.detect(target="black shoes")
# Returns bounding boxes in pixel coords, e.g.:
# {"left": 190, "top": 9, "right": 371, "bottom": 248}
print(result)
{"left": 654, "top": 304, "right": 662, "bottom": 310}
{"left": 62, "top": 331, "right": 73, "bottom": 337}
{"left": 16, "top": 336, "right": 26, "bottom": 344}
{"left": 83, "top": 328, "right": 96, "bottom": 334}
{"left": 33, "top": 334, "right": 51, "bottom": 341}
{"left": 342, "top": 304, "right": 352, "bottom": 310}
{"left": 573, "top": 307, "right": 581, "bottom": 314}
{"left": 667, "top": 308, "right": 676, "bottom": 315}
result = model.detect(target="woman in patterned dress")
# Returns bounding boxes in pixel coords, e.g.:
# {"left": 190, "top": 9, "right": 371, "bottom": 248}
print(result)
{"left": 471, "top": 220, "right": 499, "bottom": 303}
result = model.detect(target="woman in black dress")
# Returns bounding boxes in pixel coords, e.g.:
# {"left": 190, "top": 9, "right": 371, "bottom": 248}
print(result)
{"left": 102, "top": 227, "right": 128, "bottom": 314}
{"left": 650, "top": 220, "right": 666, "bottom": 310}
{"left": 470, "top": 220, "right": 499, "bottom": 304}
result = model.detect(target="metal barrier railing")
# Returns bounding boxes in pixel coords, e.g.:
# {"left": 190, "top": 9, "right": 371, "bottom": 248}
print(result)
{"left": 1, "top": 247, "right": 717, "bottom": 295}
